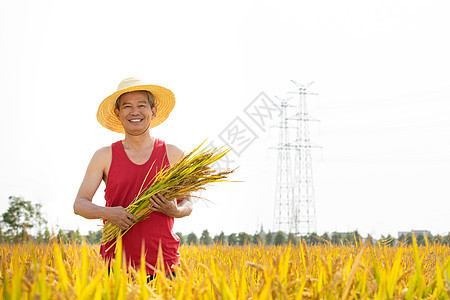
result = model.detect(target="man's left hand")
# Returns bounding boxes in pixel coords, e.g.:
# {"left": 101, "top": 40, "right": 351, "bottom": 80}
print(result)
{"left": 149, "top": 193, "right": 180, "bottom": 217}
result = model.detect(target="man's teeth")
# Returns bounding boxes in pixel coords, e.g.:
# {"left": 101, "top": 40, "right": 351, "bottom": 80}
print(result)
{"left": 129, "top": 119, "right": 142, "bottom": 123}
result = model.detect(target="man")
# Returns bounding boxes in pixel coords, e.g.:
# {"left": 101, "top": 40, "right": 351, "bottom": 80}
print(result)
{"left": 73, "top": 77, "right": 192, "bottom": 277}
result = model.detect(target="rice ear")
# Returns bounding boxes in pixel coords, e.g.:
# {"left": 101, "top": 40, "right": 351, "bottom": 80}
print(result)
{"left": 101, "top": 141, "right": 235, "bottom": 245}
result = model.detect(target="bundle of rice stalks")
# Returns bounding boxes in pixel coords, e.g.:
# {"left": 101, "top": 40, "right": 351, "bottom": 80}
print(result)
{"left": 101, "top": 141, "right": 234, "bottom": 248}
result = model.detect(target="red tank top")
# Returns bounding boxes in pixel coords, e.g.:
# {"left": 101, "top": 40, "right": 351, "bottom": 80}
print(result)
{"left": 99, "top": 138, "right": 180, "bottom": 275}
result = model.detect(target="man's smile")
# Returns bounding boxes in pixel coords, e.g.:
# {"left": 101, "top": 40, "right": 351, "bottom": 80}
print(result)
{"left": 128, "top": 118, "right": 143, "bottom": 123}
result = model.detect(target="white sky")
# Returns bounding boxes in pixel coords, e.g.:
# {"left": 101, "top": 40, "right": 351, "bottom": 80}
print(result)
{"left": 1, "top": 0, "right": 449, "bottom": 239}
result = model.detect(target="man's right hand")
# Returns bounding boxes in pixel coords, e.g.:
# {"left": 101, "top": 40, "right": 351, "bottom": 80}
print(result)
{"left": 104, "top": 206, "right": 138, "bottom": 230}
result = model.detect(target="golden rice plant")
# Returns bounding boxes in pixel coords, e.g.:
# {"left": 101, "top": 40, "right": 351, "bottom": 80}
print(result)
{"left": 101, "top": 141, "right": 234, "bottom": 247}
{"left": 1, "top": 234, "right": 450, "bottom": 299}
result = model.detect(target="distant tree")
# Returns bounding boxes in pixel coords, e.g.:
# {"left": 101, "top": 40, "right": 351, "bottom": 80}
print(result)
{"left": 176, "top": 232, "right": 185, "bottom": 245}
{"left": 252, "top": 232, "right": 262, "bottom": 245}
{"left": 343, "top": 232, "right": 355, "bottom": 245}
{"left": 354, "top": 230, "right": 362, "bottom": 243}
{"left": 405, "top": 234, "right": 413, "bottom": 245}
{"left": 2, "top": 196, "right": 34, "bottom": 241}
{"left": 33, "top": 203, "right": 47, "bottom": 237}
{"left": 305, "top": 233, "right": 321, "bottom": 245}
{"left": 397, "top": 233, "right": 413, "bottom": 245}
{"left": 57, "top": 229, "right": 68, "bottom": 243}
{"left": 1, "top": 196, "right": 48, "bottom": 242}
{"left": 86, "top": 230, "right": 100, "bottom": 245}
{"left": 321, "top": 232, "right": 330, "bottom": 243}
{"left": 186, "top": 232, "right": 198, "bottom": 245}
{"left": 287, "top": 233, "right": 297, "bottom": 245}
{"left": 443, "top": 233, "right": 450, "bottom": 245}
{"left": 43, "top": 227, "right": 51, "bottom": 244}
{"left": 274, "top": 231, "right": 286, "bottom": 246}
{"left": 0, "top": 223, "right": 3, "bottom": 243}
{"left": 342, "top": 230, "right": 361, "bottom": 245}
{"left": 214, "top": 232, "right": 226, "bottom": 245}
{"left": 67, "top": 230, "right": 74, "bottom": 242}
{"left": 69, "top": 229, "right": 82, "bottom": 244}
{"left": 238, "top": 232, "right": 251, "bottom": 246}
{"left": 331, "top": 232, "right": 343, "bottom": 245}
{"left": 380, "top": 234, "right": 395, "bottom": 246}
{"left": 36, "top": 231, "right": 43, "bottom": 244}
{"left": 95, "top": 230, "right": 102, "bottom": 243}
{"left": 227, "top": 233, "right": 237, "bottom": 246}
{"left": 265, "top": 231, "right": 273, "bottom": 245}
{"left": 416, "top": 234, "right": 426, "bottom": 246}
{"left": 200, "top": 230, "right": 212, "bottom": 246}
{"left": 433, "top": 234, "right": 442, "bottom": 244}
{"left": 367, "top": 235, "right": 376, "bottom": 246}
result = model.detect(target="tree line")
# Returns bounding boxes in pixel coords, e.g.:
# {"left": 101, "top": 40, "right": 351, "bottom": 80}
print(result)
{"left": 47, "top": 229, "right": 450, "bottom": 247}
{"left": 0, "top": 196, "right": 104, "bottom": 244}
{"left": 2, "top": 196, "right": 449, "bottom": 246}
{"left": 174, "top": 230, "right": 450, "bottom": 247}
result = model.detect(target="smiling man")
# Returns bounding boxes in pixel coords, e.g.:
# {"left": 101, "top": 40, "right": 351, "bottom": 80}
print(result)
{"left": 73, "top": 77, "right": 192, "bottom": 279}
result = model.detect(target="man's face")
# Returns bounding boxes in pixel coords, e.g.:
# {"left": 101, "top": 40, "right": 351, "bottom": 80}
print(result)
{"left": 114, "top": 90, "right": 157, "bottom": 135}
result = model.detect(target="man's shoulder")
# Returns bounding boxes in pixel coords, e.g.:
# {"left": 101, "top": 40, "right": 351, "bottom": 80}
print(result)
{"left": 95, "top": 145, "right": 112, "bottom": 156}
{"left": 165, "top": 143, "right": 184, "bottom": 165}
{"left": 91, "top": 146, "right": 112, "bottom": 165}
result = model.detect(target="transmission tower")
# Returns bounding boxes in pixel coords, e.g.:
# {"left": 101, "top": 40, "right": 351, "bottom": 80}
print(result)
{"left": 290, "top": 81, "right": 318, "bottom": 235}
{"left": 273, "top": 81, "right": 318, "bottom": 235}
{"left": 272, "top": 96, "right": 294, "bottom": 233}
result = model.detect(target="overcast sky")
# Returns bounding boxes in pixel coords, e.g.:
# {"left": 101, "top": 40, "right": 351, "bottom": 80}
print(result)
{"left": 1, "top": 0, "right": 449, "bottom": 238}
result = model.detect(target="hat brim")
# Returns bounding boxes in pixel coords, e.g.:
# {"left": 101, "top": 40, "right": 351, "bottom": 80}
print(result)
{"left": 97, "top": 84, "right": 175, "bottom": 133}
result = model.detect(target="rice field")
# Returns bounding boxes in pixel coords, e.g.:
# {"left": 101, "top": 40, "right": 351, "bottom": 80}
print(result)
{"left": 1, "top": 235, "right": 449, "bottom": 299}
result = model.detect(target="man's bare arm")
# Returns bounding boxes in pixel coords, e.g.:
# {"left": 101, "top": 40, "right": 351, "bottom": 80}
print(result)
{"left": 73, "top": 147, "right": 137, "bottom": 230}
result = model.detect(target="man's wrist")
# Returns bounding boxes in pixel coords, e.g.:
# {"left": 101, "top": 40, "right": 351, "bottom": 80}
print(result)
{"left": 175, "top": 207, "right": 190, "bottom": 218}
{"left": 99, "top": 206, "right": 109, "bottom": 220}
{"left": 172, "top": 207, "right": 182, "bottom": 218}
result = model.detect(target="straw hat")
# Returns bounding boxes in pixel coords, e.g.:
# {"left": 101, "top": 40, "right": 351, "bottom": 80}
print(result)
{"left": 97, "top": 77, "right": 176, "bottom": 133}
